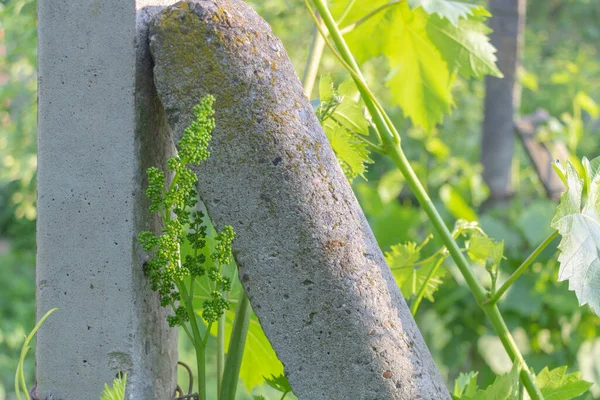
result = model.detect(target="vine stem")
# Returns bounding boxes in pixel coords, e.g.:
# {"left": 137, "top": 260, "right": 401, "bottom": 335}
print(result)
{"left": 488, "top": 230, "right": 559, "bottom": 304}
{"left": 217, "top": 313, "right": 225, "bottom": 397}
{"left": 15, "top": 308, "right": 57, "bottom": 400}
{"left": 339, "top": 0, "right": 403, "bottom": 35}
{"left": 410, "top": 256, "right": 446, "bottom": 315}
{"left": 177, "top": 279, "right": 206, "bottom": 400}
{"left": 302, "top": 13, "right": 326, "bottom": 98}
{"left": 308, "top": 1, "right": 544, "bottom": 398}
{"left": 219, "top": 289, "right": 251, "bottom": 400}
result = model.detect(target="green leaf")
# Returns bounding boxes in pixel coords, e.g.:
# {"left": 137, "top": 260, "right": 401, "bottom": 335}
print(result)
{"left": 467, "top": 232, "right": 504, "bottom": 268}
{"left": 427, "top": 12, "right": 502, "bottom": 79}
{"left": 384, "top": 4, "right": 453, "bottom": 130}
{"left": 535, "top": 366, "right": 592, "bottom": 400}
{"left": 100, "top": 374, "right": 127, "bottom": 400}
{"left": 253, "top": 396, "right": 266, "bottom": 400}
{"left": 264, "top": 373, "right": 292, "bottom": 394}
{"left": 331, "top": 0, "right": 391, "bottom": 62}
{"left": 453, "top": 371, "right": 479, "bottom": 398}
{"left": 377, "top": 169, "right": 405, "bottom": 204}
{"left": 575, "top": 91, "right": 600, "bottom": 119}
{"left": 440, "top": 184, "right": 478, "bottom": 221}
{"left": 463, "top": 363, "right": 519, "bottom": 400}
{"left": 334, "top": 79, "right": 371, "bottom": 134}
{"left": 385, "top": 241, "right": 446, "bottom": 301}
{"left": 326, "top": 124, "right": 372, "bottom": 179}
{"left": 551, "top": 157, "right": 600, "bottom": 315}
{"left": 318, "top": 76, "right": 373, "bottom": 178}
{"left": 408, "top": 0, "right": 479, "bottom": 26}
{"left": 385, "top": 241, "right": 422, "bottom": 269}
{"left": 319, "top": 74, "right": 335, "bottom": 103}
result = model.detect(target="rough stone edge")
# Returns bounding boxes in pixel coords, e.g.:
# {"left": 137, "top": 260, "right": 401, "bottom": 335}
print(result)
{"left": 148, "top": 1, "right": 450, "bottom": 399}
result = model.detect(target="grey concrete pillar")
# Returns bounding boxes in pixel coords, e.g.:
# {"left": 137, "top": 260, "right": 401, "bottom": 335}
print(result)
{"left": 37, "top": 1, "right": 178, "bottom": 398}
{"left": 481, "top": 0, "right": 526, "bottom": 202}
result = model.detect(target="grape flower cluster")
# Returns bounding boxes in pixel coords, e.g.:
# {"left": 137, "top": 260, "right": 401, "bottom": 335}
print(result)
{"left": 138, "top": 95, "right": 236, "bottom": 328}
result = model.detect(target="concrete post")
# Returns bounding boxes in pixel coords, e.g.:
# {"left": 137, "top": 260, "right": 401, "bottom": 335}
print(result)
{"left": 37, "top": 1, "right": 178, "bottom": 398}
{"left": 481, "top": 0, "right": 527, "bottom": 203}
{"left": 149, "top": 1, "right": 450, "bottom": 399}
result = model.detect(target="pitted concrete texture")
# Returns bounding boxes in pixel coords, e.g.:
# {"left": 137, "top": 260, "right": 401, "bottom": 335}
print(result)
{"left": 37, "top": 1, "right": 178, "bottom": 398}
{"left": 149, "top": 1, "right": 450, "bottom": 399}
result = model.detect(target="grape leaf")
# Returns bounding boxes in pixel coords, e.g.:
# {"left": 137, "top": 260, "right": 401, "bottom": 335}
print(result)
{"left": 427, "top": 11, "right": 503, "bottom": 79}
{"left": 453, "top": 371, "right": 479, "bottom": 398}
{"left": 440, "top": 184, "right": 478, "bottom": 221}
{"left": 334, "top": 79, "right": 371, "bottom": 134}
{"left": 535, "top": 366, "right": 592, "bottom": 400}
{"left": 329, "top": 1, "right": 499, "bottom": 131}
{"left": 327, "top": 124, "right": 372, "bottom": 178}
{"left": 408, "top": 0, "right": 479, "bottom": 26}
{"left": 551, "top": 157, "right": 600, "bottom": 315}
{"left": 318, "top": 75, "right": 373, "bottom": 179}
{"left": 264, "top": 373, "right": 293, "bottom": 394}
{"left": 330, "top": 0, "right": 391, "bottom": 62}
{"left": 384, "top": 4, "right": 453, "bottom": 130}
{"left": 385, "top": 241, "right": 446, "bottom": 301}
{"left": 462, "top": 362, "right": 519, "bottom": 400}
{"left": 319, "top": 74, "right": 335, "bottom": 103}
{"left": 467, "top": 232, "right": 504, "bottom": 268}
{"left": 101, "top": 374, "right": 127, "bottom": 400}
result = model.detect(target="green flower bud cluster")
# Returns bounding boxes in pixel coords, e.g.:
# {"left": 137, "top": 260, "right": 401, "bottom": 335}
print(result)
{"left": 146, "top": 167, "right": 165, "bottom": 213}
{"left": 138, "top": 95, "right": 236, "bottom": 328}
{"left": 179, "top": 95, "right": 215, "bottom": 164}
{"left": 212, "top": 225, "right": 236, "bottom": 265}
{"left": 201, "top": 225, "right": 235, "bottom": 323}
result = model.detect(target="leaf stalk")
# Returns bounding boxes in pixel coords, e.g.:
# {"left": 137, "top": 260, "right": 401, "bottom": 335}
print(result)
{"left": 219, "top": 289, "right": 251, "bottom": 400}
{"left": 488, "top": 230, "right": 559, "bottom": 304}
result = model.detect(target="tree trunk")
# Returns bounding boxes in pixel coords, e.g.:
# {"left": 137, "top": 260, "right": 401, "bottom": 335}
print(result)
{"left": 481, "top": 0, "right": 526, "bottom": 203}
{"left": 148, "top": 1, "right": 450, "bottom": 399}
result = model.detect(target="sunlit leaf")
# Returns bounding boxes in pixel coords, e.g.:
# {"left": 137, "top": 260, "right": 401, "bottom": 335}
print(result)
{"left": 377, "top": 169, "right": 405, "bottom": 204}
{"left": 318, "top": 76, "right": 373, "bottom": 178}
{"left": 100, "top": 374, "right": 127, "bottom": 400}
{"left": 427, "top": 11, "right": 502, "bottom": 79}
{"left": 319, "top": 74, "right": 335, "bottom": 103}
{"left": 384, "top": 4, "right": 453, "bottom": 130}
{"left": 519, "top": 67, "right": 539, "bottom": 92}
{"left": 462, "top": 362, "right": 519, "bottom": 400}
{"left": 453, "top": 371, "right": 479, "bottom": 398}
{"left": 331, "top": 0, "right": 391, "bottom": 62}
{"left": 535, "top": 366, "right": 592, "bottom": 400}
{"left": 385, "top": 241, "right": 446, "bottom": 301}
{"left": 440, "top": 184, "right": 478, "bottom": 221}
{"left": 467, "top": 232, "right": 504, "bottom": 268}
{"left": 575, "top": 91, "right": 599, "bottom": 119}
{"left": 408, "top": 0, "right": 479, "bottom": 26}
{"left": 551, "top": 157, "right": 600, "bottom": 315}
{"left": 264, "top": 373, "right": 292, "bottom": 394}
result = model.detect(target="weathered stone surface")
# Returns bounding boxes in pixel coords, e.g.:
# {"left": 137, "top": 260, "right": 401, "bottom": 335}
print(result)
{"left": 37, "top": 1, "right": 178, "bottom": 398}
{"left": 150, "top": 1, "right": 450, "bottom": 399}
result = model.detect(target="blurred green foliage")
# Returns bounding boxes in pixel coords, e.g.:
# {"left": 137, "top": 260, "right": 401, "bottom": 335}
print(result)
{"left": 1, "top": 0, "right": 599, "bottom": 398}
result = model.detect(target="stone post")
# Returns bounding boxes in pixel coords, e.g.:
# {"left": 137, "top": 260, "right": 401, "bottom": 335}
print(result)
{"left": 149, "top": 1, "right": 450, "bottom": 399}
{"left": 37, "top": 1, "right": 177, "bottom": 398}
{"left": 481, "top": 0, "right": 527, "bottom": 203}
